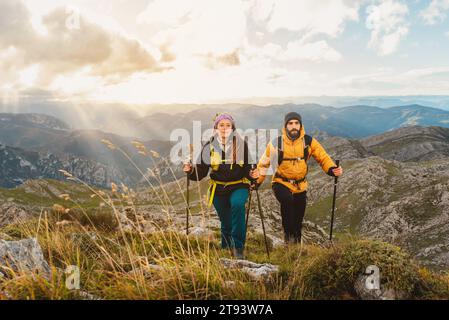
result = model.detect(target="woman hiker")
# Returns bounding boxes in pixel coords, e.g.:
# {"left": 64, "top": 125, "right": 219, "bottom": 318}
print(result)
{"left": 256, "top": 112, "right": 343, "bottom": 244}
{"left": 183, "top": 113, "right": 259, "bottom": 259}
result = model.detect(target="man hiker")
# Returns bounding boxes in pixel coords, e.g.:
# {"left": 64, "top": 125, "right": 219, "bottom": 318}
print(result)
{"left": 256, "top": 112, "right": 343, "bottom": 244}
{"left": 183, "top": 113, "right": 259, "bottom": 259}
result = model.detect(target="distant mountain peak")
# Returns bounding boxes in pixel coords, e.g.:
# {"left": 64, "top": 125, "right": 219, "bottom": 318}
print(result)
{"left": 0, "top": 113, "right": 70, "bottom": 131}
{"left": 388, "top": 104, "right": 447, "bottom": 112}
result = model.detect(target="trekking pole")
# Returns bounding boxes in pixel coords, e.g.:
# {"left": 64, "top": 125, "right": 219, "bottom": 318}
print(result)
{"left": 245, "top": 131, "right": 258, "bottom": 232}
{"left": 245, "top": 129, "right": 259, "bottom": 237}
{"left": 245, "top": 182, "right": 253, "bottom": 227}
{"left": 245, "top": 164, "right": 256, "bottom": 232}
{"left": 186, "top": 174, "right": 190, "bottom": 235}
{"left": 253, "top": 128, "right": 269, "bottom": 258}
{"left": 255, "top": 187, "right": 270, "bottom": 259}
{"left": 186, "top": 144, "right": 193, "bottom": 235}
{"left": 329, "top": 159, "right": 340, "bottom": 242}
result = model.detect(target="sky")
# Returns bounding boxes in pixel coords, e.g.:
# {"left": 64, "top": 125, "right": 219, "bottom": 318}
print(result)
{"left": 1, "top": 0, "right": 449, "bottom": 105}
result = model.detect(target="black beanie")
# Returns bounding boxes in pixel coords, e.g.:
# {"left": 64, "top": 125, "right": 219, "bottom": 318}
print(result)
{"left": 284, "top": 112, "right": 302, "bottom": 127}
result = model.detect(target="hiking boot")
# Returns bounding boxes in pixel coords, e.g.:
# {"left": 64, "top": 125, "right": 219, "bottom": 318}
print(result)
{"left": 232, "top": 247, "right": 245, "bottom": 260}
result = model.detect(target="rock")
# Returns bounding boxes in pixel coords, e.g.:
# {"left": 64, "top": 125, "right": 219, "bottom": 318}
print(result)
{"left": 0, "top": 203, "right": 33, "bottom": 227}
{"left": 147, "top": 264, "right": 163, "bottom": 272}
{"left": 302, "top": 221, "right": 330, "bottom": 246}
{"left": 354, "top": 274, "right": 406, "bottom": 300}
{"left": 360, "top": 126, "right": 449, "bottom": 162}
{"left": 267, "top": 234, "right": 284, "bottom": 248}
{"left": 219, "top": 258, "right": 279, "bottom": 281}
{"left": 0, "top": 144, "right": 132, "bottom": 189}
{"left": 77, "top": 290, "right": 102, "bottom": 300}
{"left": 187, "top": 226, "right": 215, "bottom": 240}
{"left": 0, "top": 238, "right": 51, "bottom": 278}
{"left": 55, "top": 220, "right": 75, "bottom": 227}
{"left": 128, "top": 264, "right": 164, "bottom": 278}
{"left": 321, "top": 136, "right": 373, "bottom": 160}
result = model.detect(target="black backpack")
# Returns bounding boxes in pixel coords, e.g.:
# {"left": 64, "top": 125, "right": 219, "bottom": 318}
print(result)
{"left": 274, "top": 134, "right": 313, "bottom": 166}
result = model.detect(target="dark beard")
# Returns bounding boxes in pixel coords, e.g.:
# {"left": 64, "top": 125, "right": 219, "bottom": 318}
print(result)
{"left": 287, "top": 129, "right": 300, "bottom": 140}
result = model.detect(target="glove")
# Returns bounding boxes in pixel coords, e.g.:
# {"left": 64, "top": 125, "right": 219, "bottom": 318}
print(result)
{"left": 327, "top": 166, "right": 338, "bottom": 177}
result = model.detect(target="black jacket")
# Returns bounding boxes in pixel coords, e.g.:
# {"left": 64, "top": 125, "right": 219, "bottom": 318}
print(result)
{"left": 188, "top": 134, "right": 254, "bottom": 196}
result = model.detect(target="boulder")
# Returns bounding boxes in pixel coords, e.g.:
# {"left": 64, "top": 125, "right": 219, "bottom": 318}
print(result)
{"left": 354, "top": 274, "right": 406, "bottom": 300}
{"left": 187, "top": 226, "right": 215, "bottom": 240}
{"left": 0, "top": 238, "right": 51, "bottom": 278}
{"left": 220, "top": 258, "right": 279, "bottom": 282}
{"left": 0, "top": 203, "right": 33, "bottom": 227}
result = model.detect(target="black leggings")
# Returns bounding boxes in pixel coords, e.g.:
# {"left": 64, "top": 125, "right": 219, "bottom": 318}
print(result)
{"left": 272, "top": 183, "right": 307, "bottom": 244}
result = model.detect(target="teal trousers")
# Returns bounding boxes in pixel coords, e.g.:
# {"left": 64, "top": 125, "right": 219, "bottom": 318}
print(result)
{"left": 212, "top": 188, "right": 249, "bottom": 249}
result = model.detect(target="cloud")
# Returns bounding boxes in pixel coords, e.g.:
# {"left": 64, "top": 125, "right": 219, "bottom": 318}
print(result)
{"left": 203, "top": 50, "right": 241, "bottom": 69}
{"left": 252, "top": 0, "right": 360, "bottom": 38}
{"left": 138, "top": 0, "right": 356, "bottom": 68}
{"left": 0, "top": 0, "right": 34, "bottom": 50}
{"left": 334, "top": 67, "right": 449, "bottom": 95}
{"left": 254, "top": 40, "right": 343, "bottom": 63}
{"left": 0, "top": 0, "right": 164, "bottom": 90}
{"left": 249, "top": 0, "right": 275, "bottom": 23}
{"left": 4, "top": 0, "right": 443, "bottom": 104}
{"left": 420, "top": 0, "right": 449, "bottom": 25}
{"left": 366, "top": 0, "right": 409, "bottom": 56}
{"left": 244, "top": 0, "right": 359, "bottom": 65}
{"left": 283, "top": 40, "right": 343, "bottom": 62}
{"left": 138, "top": 0, "right": 247, "bottom": 61}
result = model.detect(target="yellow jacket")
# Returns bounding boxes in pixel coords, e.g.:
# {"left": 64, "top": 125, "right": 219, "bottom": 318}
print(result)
{"left": 257, "top": 126, "right": 336, "bottom": 193}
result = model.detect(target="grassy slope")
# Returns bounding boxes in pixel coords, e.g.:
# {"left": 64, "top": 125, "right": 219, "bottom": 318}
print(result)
{"left": 1, "top": 216, "right": 448, "bottom": 300}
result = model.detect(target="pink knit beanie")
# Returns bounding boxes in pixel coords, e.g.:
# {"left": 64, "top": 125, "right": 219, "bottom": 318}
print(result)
{"left": 213, "top": 113, "right": 235, "bottom": 130}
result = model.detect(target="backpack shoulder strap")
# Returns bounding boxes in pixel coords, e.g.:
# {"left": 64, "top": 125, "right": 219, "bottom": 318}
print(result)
{"left": 304, "top": 134, "right": 312, "bottom": 146}
{"left": 207, "top": 137, "right": 214, "bottom": 154}
{"left": 277, "top": 135, "right": 283, "bottom": 166}
{"left": 304, "top": 135, "right": 313, "bottom": 161}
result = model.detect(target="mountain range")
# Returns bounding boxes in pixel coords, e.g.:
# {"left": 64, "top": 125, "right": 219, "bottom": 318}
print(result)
{"left": 0, "top": 113, "right": 174, "bottom": 188}
{"left": 3, "top": 102, "right": 449, "bottom": 140}
{"left": 82, "top": 103, "right": 449, "bottom": 140}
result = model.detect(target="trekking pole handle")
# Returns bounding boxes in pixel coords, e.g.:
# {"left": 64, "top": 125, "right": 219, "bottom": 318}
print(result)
{"left": 183, "top": 144, "right": 194, "bottom": 172}
{"left": 334, "top": 160, "right": 340, "bottom": 183}
{"left": 250, "top": 164, "right": 258, "bottom": 188}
